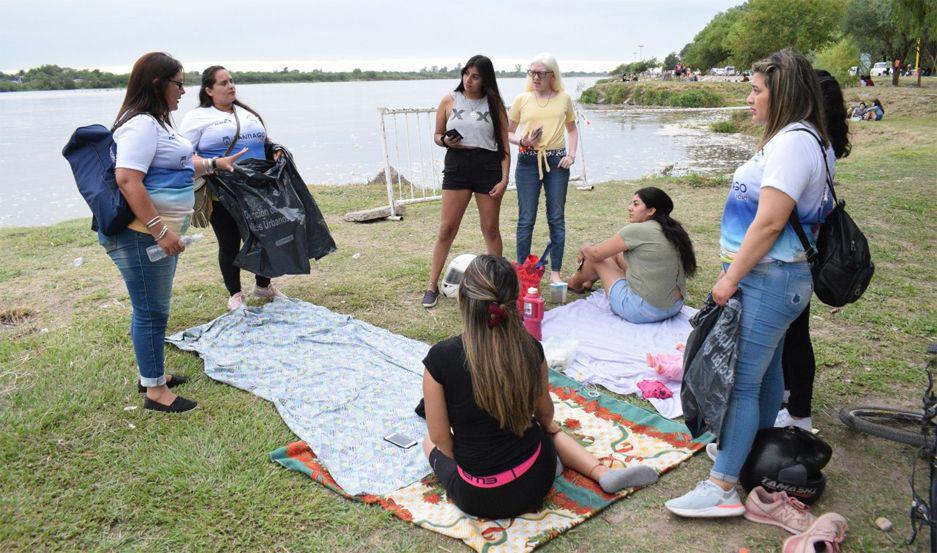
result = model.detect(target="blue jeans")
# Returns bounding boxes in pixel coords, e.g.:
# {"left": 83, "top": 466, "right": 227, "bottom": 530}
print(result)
{"left": 515, "top": 152, "right": 570, "bottom": 272}
{"left": 608, "top": 278, "right": 684, "bottom": 323}
{"left": 711, "top": 260, "right": 813, "bottom": 483}
{"left": 98, "top": 228, "right": 178, "bottom": 387}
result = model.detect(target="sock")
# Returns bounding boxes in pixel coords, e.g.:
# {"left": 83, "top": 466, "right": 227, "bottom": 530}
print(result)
{"left": 598, "top": 465, "right": 659, "bottom": 493}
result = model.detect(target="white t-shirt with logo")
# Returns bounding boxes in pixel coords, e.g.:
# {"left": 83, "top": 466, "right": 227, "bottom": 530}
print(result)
{"left": 720, "top": 122, "right": 834, "bottom": 263}
{"left": 114, "top": 114, "right": 195, "bottom": 232}
{"left": 180, "top": 105, "right": 267, "bottom": 160}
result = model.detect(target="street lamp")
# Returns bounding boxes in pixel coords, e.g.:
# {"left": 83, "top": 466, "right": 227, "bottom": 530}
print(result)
{"left": 638, "top": 44, "right": 644, "bottom": 60}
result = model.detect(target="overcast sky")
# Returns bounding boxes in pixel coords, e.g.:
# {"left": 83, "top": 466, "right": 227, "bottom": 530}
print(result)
{"left": 3, "top": 0, "right": 741, "bottom": 73}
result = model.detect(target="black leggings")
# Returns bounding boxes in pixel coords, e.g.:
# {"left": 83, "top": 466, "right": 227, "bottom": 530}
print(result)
{"left": 209, "top": 200, "right": 270, "bottom": 296}
{"left": 782, "top": 302, "right": 816, "bottom": 418}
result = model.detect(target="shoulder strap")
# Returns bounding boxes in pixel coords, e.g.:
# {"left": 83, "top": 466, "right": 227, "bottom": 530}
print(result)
{"left": 784, "top": 127, "right": 835, "bottom": 264}
{"left": 223, "top": 108, "right": 241, "bottom": 157}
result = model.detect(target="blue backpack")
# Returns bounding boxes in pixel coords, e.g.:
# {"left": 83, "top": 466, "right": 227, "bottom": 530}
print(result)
{"left": 62, "top": 124, "right": 134, "bottom": 235}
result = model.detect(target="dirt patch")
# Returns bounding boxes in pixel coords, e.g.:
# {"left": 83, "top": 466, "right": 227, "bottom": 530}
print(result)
{"left": 0, "top": 307, "right": 34, "bottom": 328}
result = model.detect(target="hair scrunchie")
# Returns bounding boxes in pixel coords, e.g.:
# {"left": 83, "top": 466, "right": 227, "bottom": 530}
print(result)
{"left": 487, "top": 302, "right": 508, "bottom": 328}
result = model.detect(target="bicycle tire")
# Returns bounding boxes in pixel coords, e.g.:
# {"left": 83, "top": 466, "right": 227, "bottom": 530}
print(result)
{"left": 838, "top": 406, "right": 931, "bottom": 448}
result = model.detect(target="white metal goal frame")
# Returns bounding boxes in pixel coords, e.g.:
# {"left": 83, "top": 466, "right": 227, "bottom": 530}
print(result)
{"left": 377, "top": 106, "right": 590, "bottom": 219}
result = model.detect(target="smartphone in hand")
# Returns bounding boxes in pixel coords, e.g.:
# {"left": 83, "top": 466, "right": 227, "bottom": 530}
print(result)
{"left": 444, "top": 128, "right": 463, "bottom": 140}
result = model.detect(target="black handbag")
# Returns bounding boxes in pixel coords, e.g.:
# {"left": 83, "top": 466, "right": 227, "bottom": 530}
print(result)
{"left": 787, "top": 129, "right": 874, "bottom": 307}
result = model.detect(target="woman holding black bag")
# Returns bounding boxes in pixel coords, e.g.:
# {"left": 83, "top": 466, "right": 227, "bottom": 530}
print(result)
{"left": 180, "top": 66, "right": 284, "bottom": 310}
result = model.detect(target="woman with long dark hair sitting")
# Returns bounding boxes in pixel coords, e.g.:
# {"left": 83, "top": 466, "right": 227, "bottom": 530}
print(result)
{"left": 423, "top": 55, "right": 510, "bottom": 308}
{"left": 180, "top": 66, "right": 283, "bottom": 310}
{"left": 422, "top": 255, "right": 658, "bottom": 519}
{"left": 105, "top": 52, "right": 244, "bottom": 412}
{"left": 566, "top": 187, "right": 696, "bottom": 324}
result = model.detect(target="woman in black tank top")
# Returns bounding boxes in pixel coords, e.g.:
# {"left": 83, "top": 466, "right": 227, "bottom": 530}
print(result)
{"left": 421, "top": 255, "right": 659, "bottom": 518}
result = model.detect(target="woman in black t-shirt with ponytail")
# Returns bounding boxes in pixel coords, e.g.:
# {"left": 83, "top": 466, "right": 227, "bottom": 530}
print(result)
{"left": 421, "top": 255, "right": 658, "bottom": 519}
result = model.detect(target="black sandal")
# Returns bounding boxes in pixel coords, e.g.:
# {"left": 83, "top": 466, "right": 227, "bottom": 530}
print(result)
{"left": 138, "top": 374, "right": 188, "bottom": 393}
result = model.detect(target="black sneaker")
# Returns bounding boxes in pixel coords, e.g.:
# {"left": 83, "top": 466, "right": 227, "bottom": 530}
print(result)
{"left": 143, "top": 395, "right": 198, "bottom": 413}
{"left": 421, "top": 289, "right": 439, "bottom": 308}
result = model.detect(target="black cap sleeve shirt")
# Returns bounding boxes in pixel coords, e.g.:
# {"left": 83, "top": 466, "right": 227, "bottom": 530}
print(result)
{"left": 423, "top": 335, "right": 545, "bottom": 476}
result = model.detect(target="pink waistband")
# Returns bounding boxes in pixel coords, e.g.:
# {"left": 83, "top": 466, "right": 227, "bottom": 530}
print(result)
{"left": 457, "top": 442, "right": 542, "bottom": 488}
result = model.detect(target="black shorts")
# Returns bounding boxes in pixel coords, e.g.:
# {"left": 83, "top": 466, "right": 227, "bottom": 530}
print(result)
{"left": 442, "top": 148, "right": 503, "bottom": 193}
{"left": 429, "top": 430, "right": 558, "bottom": 519}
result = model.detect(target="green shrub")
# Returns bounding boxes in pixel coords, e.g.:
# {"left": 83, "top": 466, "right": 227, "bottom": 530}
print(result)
{"left": 670, "top": 89, "right": 724, "bottom": 108}
{"left": 710, "top": 120, "right": 739, "bottom": 133}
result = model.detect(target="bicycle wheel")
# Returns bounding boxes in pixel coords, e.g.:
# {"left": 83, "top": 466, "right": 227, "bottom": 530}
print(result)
{"left": 838, "top": 406, "right": 931, "bottom": 448}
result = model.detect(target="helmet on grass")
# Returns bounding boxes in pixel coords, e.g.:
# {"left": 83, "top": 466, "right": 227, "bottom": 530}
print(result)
{"left": 739, "top": 427, "right": 833, "bottom": 504}
{"left": 440, "top": 254, "right": 477, "bottom": 298}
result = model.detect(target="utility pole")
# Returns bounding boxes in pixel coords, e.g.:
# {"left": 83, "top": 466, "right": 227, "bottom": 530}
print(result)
{"left": 639, "top": 44, "right": 644, "bottom": 60}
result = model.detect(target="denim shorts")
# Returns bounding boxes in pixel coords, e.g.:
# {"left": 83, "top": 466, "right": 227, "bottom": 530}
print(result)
{"left": 608, "top": 278, "right": 683, "bottom": 324}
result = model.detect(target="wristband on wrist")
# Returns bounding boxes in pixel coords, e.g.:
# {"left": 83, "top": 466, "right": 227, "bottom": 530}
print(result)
{"left": 145, "top": 216, "right": 162, "bottom": 229}
{"left": 155, "top": 225, "right": 169, "bottom": 241}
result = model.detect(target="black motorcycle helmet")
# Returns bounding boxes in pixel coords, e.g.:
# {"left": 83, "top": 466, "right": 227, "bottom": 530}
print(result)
{"left": 739, "top": 427, "right": 833, "bottom": 505}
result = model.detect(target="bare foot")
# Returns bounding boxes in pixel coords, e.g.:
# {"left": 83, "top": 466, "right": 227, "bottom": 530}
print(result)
{"left": 146, "top": 385, "right": 178, "bottom": 407}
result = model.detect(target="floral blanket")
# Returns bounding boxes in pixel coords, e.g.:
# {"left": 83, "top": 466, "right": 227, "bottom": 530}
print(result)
{"left": 270, "top": 370, "right": 711, "bottom": 552}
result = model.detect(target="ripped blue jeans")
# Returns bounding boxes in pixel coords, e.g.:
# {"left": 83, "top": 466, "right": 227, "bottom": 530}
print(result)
{"left": 711, "top": 260, "right": 813, "bottom": 483}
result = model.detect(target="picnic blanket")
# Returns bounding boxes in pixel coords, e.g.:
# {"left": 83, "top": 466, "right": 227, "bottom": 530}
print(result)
{"left": 166, "top": 298, "right": 430, "bottom": 495}
{"left": 541, "top": 290, "right": 696, "bottom": 419}
{"left": 271, "top": 370, "right": 711, "bottom": 553}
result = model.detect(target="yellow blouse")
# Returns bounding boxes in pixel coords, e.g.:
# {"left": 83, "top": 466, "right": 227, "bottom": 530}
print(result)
{"left": 509, "top": 91, "right": 576, "bottom": 178}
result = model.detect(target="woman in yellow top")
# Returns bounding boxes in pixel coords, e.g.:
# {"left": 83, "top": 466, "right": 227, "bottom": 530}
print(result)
{"left": 508, "top": 53, "right": 579, "bottom": 284}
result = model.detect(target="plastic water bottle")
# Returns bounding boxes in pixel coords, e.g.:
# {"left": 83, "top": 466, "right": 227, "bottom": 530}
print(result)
{"left": 146, "top": 233, "right": 203, "bottom": 262}
{"left": 522, "top": 287, "right": 544, "bottom": 340}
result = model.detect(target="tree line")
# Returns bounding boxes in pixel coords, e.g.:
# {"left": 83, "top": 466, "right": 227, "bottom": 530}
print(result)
{"left": 0, "top": 64, "right": 601, "bottom": 93}
{"left": 673, "top": 0, "right": 936, "bottom": 85}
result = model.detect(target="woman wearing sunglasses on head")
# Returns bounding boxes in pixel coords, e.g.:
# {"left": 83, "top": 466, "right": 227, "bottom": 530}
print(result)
{"left": 105, "top": 52, "right": 244, "bottom": 413}
{"left": 508, "top": 53, "right": 579, "bottom": 284}
{"left": 180, "top": 66, "right": 284, "bottom": 311}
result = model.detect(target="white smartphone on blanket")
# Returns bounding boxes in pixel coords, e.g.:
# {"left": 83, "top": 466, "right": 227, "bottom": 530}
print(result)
{"left": 383, "top": 432, "right": 418, "bottom": 449}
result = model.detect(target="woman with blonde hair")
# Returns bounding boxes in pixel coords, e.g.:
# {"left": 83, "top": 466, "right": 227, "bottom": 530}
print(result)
{"left": 422, "top": 255, "right": 657, "bottom": 519}
{"left": 666, "top": 48, "right": 835, "bottom": 518}
{"left": 508, "top": 53, "right": 579, "bottom": 284}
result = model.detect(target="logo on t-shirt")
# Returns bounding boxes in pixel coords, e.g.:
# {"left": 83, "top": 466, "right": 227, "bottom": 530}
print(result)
{"left": 731, "top": 180, "right": 749, "bottom": 201}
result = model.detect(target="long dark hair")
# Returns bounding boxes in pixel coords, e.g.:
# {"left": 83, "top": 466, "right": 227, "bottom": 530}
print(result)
{"left": 634, "top": 187, "right": 697, "bottom": 277}
{"left": 198, "top": 65, "right": 265, "bottom": 126}
{"left": 113, "top": 52, "right": 182, "bottom": 131}
{"left": 459, "top": 255, "right": 542, "bottom": 436}
{"left": 455, "top": 55, "right": 508, "bottom": 158}
{"left": 814, "top": 70, "right": 851, "bottom": 159}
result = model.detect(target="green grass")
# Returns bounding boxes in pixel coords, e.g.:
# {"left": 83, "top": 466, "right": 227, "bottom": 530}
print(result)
{"left": 580, "top": 80, "right": 750, "bottom": 107}
{"left": 1, "top": 108, "right": 936, "bottom": 551}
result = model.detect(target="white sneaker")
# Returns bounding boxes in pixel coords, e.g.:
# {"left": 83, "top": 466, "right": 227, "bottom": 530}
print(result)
{"left": 227, "top": 291, "right": 246, "bottom": 310}
{"left": 252, "top": 283, "right": 285, "bottom": 300}
{"left": 775, "top": 408, "right": 813, "bottom": 431}
{"left": 706, "top": 442, "right": 718, "bottom": 462}
{"left": 665, "top": 480, "right": 745, "bottom": 518}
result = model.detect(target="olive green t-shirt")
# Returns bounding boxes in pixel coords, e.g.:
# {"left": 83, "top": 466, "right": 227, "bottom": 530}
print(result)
{"left": 617, "top": 220, "right": 686, "bottom": 309}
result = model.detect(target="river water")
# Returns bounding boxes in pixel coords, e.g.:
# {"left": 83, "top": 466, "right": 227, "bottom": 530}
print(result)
{"left": 0, "top": 77, "right": 752, "bottom": 227}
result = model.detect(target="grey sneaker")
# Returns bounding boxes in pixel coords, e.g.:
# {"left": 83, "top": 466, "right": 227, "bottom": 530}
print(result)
{"left": 252, "top": 283, "right": 285, "bottom": 300}
{"left": 665, "top": 480, "right": 745, "bottom": 518}
{"left": 421, "top": 289, "right": 439, "bottom": 308}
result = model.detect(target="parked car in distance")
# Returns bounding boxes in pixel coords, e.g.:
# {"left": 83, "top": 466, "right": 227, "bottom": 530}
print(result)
{"left": 710, "top": 67, "right": 725, "bottom": 76}
{"left": 724, "top": 66, "right": 736, "bottom": 76}
{"left": 870, "top": 62, "right": 889, "bottom": 76}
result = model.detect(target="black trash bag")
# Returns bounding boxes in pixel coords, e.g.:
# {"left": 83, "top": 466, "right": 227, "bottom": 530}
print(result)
{"left": 680, "top": 292, "right": 742, "bottom": 440}
{"left": 211, "top": 150, "right": 335, "bottom": 278}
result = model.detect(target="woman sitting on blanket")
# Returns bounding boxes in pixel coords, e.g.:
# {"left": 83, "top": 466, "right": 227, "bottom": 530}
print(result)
{"left": 566, "top": 187, "right": 697, "bottom": 324}
{"left": 422, "top": 255, "right": 658, "bottom": 519}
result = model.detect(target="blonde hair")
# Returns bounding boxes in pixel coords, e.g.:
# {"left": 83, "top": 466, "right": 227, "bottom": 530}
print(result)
{"left": 525, "top": 52, "right": 564, "bottom": 93}
{"left": 751, "top": 48, "right": 829, "bottom": 150}
{"left": 458, "top": 255, "right": 543, "bottom": 436}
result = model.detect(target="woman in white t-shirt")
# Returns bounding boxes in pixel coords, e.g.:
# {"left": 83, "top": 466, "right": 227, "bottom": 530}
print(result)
{"left": 103, "top": 52, "right": 244, "bottom": 413}
{"left": 180, "top": 66, "right": 283, "bottom": 310}
{"left": 666, "top": 49, "right": 835, "bottom": 518}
